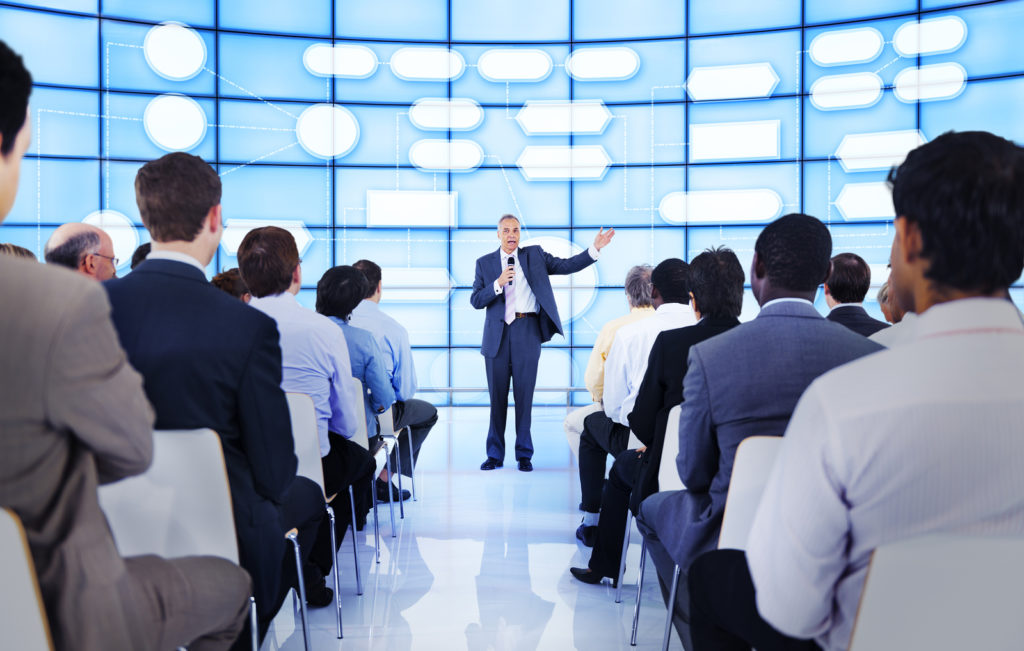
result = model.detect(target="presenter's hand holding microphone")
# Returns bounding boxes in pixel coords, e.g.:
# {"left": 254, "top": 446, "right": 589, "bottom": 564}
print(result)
{"left": 498, "top": 257, "right": 515, "bottom": 288}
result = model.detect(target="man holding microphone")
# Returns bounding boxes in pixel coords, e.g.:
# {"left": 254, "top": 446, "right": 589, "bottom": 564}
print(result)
{"left": 471, "top": 214, "right": 615, "bottom": 472}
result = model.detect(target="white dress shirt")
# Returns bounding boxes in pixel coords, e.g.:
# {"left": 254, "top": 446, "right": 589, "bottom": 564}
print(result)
{"left": 146, "top": 249, "right": 205, "bottom": 272}
{"left": 602, "top": 301, "right": 697, "bottom": 425}
{"left": 491, "top": 246, "right": 600, "bottom": 314}
{"left": 249, "top": 292, "right": 360, "bottom": 455}
{"left": 869, "top": 311, "right": 918, "bottom": 347}
{"left": 746, "top": 298, "right": 1024, "bottom": 651}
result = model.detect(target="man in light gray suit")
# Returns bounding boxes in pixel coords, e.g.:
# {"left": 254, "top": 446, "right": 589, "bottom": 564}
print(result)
{"left": 636, "top": 214, "right": 883, "bottom": 648}
{"left": 0, "top": 41, "right": 250, "bottom": 651}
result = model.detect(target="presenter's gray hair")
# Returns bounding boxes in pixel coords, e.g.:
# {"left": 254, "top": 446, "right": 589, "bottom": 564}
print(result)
{"left": 624, "top": 264, "right": 653, "bottom": 308}
{"left": 44, "top": 231, "right": 100, "bottom": 269}
{"left": 497, "top": 214, "right": 520, "bottom": 227}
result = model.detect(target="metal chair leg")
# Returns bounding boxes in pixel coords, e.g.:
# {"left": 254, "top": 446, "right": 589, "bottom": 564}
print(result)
{"left": 371, "top": 476, "right": 381, "bottom": 563}
{"left": 661, "top": 564, "right": 680, "bottom": 651}
{"left": 249, "top": 596, "right": 258, "bottom": 651}
{"left": 348, "top": 485, "right": 363, "bottom": 595}
{"left": 406, "top": 427, "right": 417, "bottom": 501}
{"left": 285, "top": 529, "right": 312, "bottom": 651}
{"left": 384, "top": 451, "right": 396, "bottom": 537}
{"left": 615, "top": 513, "right": 633, "bottom": 603}
{"left": 325, "top": 505, "right": 342, "bottom": 638}
{"left": 392, "top": 435, "right": 405, "bottom": 519}
{"left": 630, "top": 540, "right": 647, "bottom": 646}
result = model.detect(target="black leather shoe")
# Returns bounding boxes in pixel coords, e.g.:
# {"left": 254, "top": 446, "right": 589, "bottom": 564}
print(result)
{"left": 375, "top": 478, "right": 410, "bottom": 502}
{"left": 303, "top": 572, "right": 335, "bottom": 608}
{"left": 570, "top": 566, "right": 616, "bottom": 588}
{"left": 575, "top": 523, "right": 598, "bottom": 547}
{"left": 517, "top": 458, "right": 533, "bottom": 472}
{"left": 480, "top": 457, "right": 503, "bottom": 470}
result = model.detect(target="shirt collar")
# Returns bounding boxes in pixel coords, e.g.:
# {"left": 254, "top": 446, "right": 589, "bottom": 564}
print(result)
{"left": 248, "top": 292, "right": 300, "bottom": 311}
{"left": 499, "top": 247, "right": 519, "bottom": 261}
{"left": 654, "top": 302, "right": 692, "bottom": 315}
{"left": 914, "top": 298, "right": 1024, "bottom": 340}
{"left": 147, "top": 250, "right": 205, "bottom": 273}
{"left": 761, "top": 297, "right": 814, "bottom": 310}
{"left": 829, "top": 303, "right": 863, "bottom": 313}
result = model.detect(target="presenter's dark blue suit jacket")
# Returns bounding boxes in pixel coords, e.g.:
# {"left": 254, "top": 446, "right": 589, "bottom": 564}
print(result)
{"left": 470, "top": 245, "right": 595, "bottom": 356}
{"left": 104, "top": 258, "right": 298, "bottom": 612}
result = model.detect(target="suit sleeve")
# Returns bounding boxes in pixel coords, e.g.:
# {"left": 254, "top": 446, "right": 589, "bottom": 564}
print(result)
{"left": 47, "top": 282, "right": 155, "bottom": 485}
{"left": 541, "top": 248, "right": 596, "bottom": 276}
{"left": 470, "top": 257, "right": 502, "bottom": 309}
{"left": 676, "top": 346, "right": 716, "bottom": 491}
{"left": 237, "top": 319, "right": 297, "bottom": 503}
{"left": 627, "top": 334, "right": 667, "bottom": 446}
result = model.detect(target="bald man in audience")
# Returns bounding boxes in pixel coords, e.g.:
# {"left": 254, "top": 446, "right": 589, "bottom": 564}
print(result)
{"left": 44, "top": 221, "right": 118, "bottom": 280}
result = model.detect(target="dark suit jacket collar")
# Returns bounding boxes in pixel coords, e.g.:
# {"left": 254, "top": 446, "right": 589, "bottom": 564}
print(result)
{"left": 756, "top": 299, "right": 823, "bottom": 320}
{"left": 698, "top": 315, "right": 742, "bottom": 329}
{"left": 133, "top": 258, "right": 208, "bottom": 283}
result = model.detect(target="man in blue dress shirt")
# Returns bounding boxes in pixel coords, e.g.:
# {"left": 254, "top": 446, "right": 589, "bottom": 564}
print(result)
{"left": 351, "top": 259, "right": 438, "bottom": 501}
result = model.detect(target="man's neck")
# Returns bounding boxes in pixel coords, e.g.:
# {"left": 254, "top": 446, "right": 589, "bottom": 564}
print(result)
{"left": 151, "top": 240, "right": 212, "bottom": 267}
{"left": 757, "top": 287, "right": 817, "bottom": 306}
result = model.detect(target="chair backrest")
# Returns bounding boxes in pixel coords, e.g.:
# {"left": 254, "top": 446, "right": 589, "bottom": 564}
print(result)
{"left": 286, "top": 392, "right": 326, "bottom": 495}
{"left": 849, "top": 534, "right": 1024, "bottom": 650}
{"left": 349, "top": 377, "right": 370, "bottom": 450}
{"left": 377, "top": 399, "right": 401, "bottom": 437}
{"left": 718, "top": 435, "right": 782, "bottom": 550}
{"left": 0, "top": 508, "right": 54, "bottom": 651}
{"left": 657, "top": 405, "right": 684, "bottom": 492}
{"left": 98, "top": 429, "right": 238, "bottom": 563}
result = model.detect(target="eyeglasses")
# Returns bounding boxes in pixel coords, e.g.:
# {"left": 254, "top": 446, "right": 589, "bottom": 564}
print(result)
{"left": 90, "top": 252, "right": 120, "bottom": 267}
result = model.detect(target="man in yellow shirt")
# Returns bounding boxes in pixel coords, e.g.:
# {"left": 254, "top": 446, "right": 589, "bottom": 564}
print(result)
{"left": 563, "top": 265, "right": 654, "bottom": 461}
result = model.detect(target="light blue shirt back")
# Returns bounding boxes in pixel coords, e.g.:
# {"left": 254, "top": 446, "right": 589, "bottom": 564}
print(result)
{"left": 349, "top": 299, "right": 418, "bottom": 401}
{"left": 329, "top": 317, "right": 396, "bottom": 438}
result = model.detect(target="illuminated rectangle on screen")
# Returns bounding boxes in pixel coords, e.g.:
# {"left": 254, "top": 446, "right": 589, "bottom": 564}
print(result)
{"left": 690, "top": 120, "right": 780, "bottom": 162}
{"left": 366, "top": 190, "right": 458, "bottom": 228}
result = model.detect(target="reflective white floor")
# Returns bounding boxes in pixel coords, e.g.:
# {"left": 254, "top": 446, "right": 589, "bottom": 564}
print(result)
{"left": 262, "top": 406, "right": 685, "bottom": 650}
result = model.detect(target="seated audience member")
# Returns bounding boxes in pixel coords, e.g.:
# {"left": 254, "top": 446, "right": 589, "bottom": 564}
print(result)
{"left": 316, "top": 265, "right": 396, "bottom": 449}
{"left": 563, "top": 264, "right": 653, "bottom": 462}
{"left": 351, "top": 258, "right": 438, "bottom": 502}
{"left": 239, "top": 228, "right": 374, "bottom": 538}
{"left": 0, "top": 241, "right": 34, "bottom": 258}
{"left": 571, "top": 247, "right": 743, "bottom": 586}
{"left": 104, "top": 152, "right": 332, "bottom": 645}
{"left": 870, "top": 265, "right": 920, "bottom": 347}
{"left": 576, "top": 258, "right": 696, "bottom": 547}
{"left": 43, "top": 221, "right": 118, "bottom": 280}
{"left": 0, "top": 42, "right": 249, "bottom": 651}
{"left": 637, "top": 214, "right": 882, "bottom": 649}
{"left": 823, "top": 252, "right": 889, "bottom": 336}
{"left": 130, "top": 241, "right": 151, "bottom": 269}
{"left": 212, "top": 267, "right": 251, "bottom": 302}
{"left": 688, "top": 131, "right": 1024, "bottom": 651}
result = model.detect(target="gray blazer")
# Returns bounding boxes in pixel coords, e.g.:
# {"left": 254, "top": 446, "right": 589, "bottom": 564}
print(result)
{"left": 0, "top": 257, "right": 155, "bottom": 650}
{"left": 658, "top": 300, "right": 883, "bottom": 573}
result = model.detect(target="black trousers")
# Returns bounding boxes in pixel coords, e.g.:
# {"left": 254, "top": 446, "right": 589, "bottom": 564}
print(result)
{"left": 388, "top": 398, "right": 438, "bottom": 476}
{"left": 578, "top": 410, "right": 630, "bottom": 513}
{"left": 588, "top": 448, "right": 644, "bottom": 576}
{"left": 688, "top": 549, "right": 822, "bottom": 651}
{"left": 322, "top": 432, "right": 376, "bottom": 536}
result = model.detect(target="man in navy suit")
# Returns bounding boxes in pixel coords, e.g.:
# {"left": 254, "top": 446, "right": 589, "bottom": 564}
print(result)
{"left": 824, "top": 252, "right": 890, "bottom": 336}
{"left": 636, "top": 214, "right": 883, "bottom": 648}
{"left": 471, "top": 214, "right": 614, "bottom": 472}
{"left": 104, "top": 152, "right": 333, "bottom": 646}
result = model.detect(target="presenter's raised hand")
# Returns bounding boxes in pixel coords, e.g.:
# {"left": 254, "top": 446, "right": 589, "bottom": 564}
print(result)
{"left": 593, "top": 227, "right": 616, "bottom": 251}
{"left": 496, "top": 265, "right": 515, "bottom": 288}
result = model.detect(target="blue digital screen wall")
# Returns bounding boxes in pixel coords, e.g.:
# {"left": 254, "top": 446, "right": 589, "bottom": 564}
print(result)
{"left": 2, "top": 0, "right": 1023, "bottom": 406}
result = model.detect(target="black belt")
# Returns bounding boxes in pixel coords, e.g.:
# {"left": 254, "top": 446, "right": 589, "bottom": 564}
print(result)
{"left": 514, "top": 312, "right": 537, "bottom": 319}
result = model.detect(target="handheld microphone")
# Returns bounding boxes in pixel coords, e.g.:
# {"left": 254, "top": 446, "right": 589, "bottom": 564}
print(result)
{"left": 506, "top": 256, "right": 515, "bottom": 287}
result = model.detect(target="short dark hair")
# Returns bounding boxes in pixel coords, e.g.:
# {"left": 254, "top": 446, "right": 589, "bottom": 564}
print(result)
{"left": 0, "top": 242, "right": 35, "bottom": 259}
{"left": 827, "top": 252, "right": 872, "bottom": 304}
{"left": 316, "top": 266, "right": 368, "bottom": 321}
{"left": 650, "top": 258, "right": 690, "bottom": 304}
{"left": 888, "top": 130, "right": 1024, "bottom": 293}
{"left": 754, "top": 213, "right": 832, "bottom": 292}
{"left": 0, "top": 41, "right": 32, "bottom": 157}
{"left": 135, "top": 152, "right": 221, "bottom": 243}
{"left": 352, "top": 259, "right": 382, "bottom": 299}
{"left": 237, "top": 226, "right": 299, "bottom": 298}
{"left": 211, "top": 267, "right": 249, "bottom": 300}
{"left": 44, "top": 230, "right": 100, "bottom": 269}
{"left": 130, "top": 242, "right": 151, "bottom": 269}
{"left": 689, "top": 247, "right": 744, "bottom": 319}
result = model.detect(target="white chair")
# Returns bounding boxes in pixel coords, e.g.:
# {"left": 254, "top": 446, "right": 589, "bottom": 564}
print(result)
{"left": 378, "top": 405, "right": 413, "bottom": 509}
{"left": 97, "top": 429, "right": 259, "bottom": 651}
{"left": 626, "top": 405, "right": 684, "bottom": 646}
{"left": 349, "top": 377, "right": 398, "bottom": 556}
{"left": 0, "top": 507, "right": 54, "bottom": 651}
{"left": 285, "top": 392, "right": 343, "bottom": 639}
{"left": 849, "top": 534, "right": 1024, "bottom": 651}
{"left": 717, "top": 436, "right": 782, "bottom": 551}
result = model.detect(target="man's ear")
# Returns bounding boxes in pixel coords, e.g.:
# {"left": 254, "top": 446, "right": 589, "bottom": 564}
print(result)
{"left": 822, "top": 260, "right": 834, "bottom": 286}
{"left": 78, "top": 253, "right": 94, "bottom": 275}
{"left": 207, "top": 204, "right": 222, "bottom": 234}
{"left": 895, "top": 216, "right": 923, "bottom": 264}
{"left": 752, "top": 252, "right": 766, "bottom": 280}
{"left": 292, "top": 263, "right": 302, "bottom": 286}
{"left": 823, "top": 283, "right": 832, "bottom": 298}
